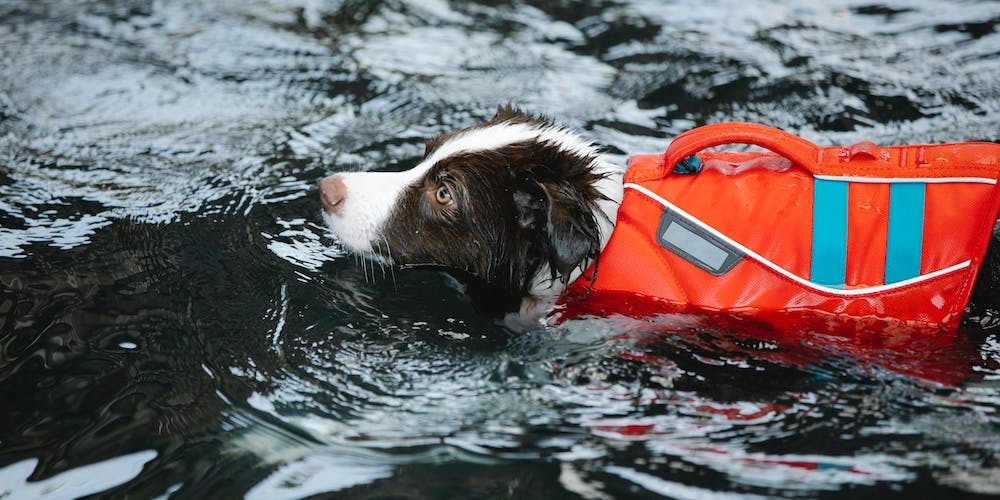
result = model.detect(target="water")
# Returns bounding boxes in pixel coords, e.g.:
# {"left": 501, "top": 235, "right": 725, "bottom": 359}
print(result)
{"left": 2, "top": 0, "right": 1000, "bottom": 497}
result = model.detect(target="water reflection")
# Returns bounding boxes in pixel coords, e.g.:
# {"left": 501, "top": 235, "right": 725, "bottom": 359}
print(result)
{"left": 1, "top": 0, "right": 999, "bottom": 497}
{"left": 0, "top": 450, "right": 158, "bottom": 499}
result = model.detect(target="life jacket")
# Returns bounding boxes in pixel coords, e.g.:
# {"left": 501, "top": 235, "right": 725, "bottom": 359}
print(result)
{"left": 568, "top": 122, "right": 1000, "bottom": 331}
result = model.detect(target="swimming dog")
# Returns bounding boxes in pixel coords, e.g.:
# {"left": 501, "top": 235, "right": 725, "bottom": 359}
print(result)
{"left": 319, "top": 107, "right": 1000, "bottom": 330}
{"left": 319, "top": 106, "right": 622, "bottom": 325}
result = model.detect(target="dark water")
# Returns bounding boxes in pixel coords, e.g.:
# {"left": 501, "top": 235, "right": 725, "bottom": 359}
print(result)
{"left": 2, "top": 0, "right": 1000, "bottom": 497}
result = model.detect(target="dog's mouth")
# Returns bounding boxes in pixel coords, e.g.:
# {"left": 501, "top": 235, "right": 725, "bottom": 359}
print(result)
{"left": 320, "top": 215, "right": 393, "bottom": 265}
{"left": 319, "top": 208, "right": 394, "bottom": 266}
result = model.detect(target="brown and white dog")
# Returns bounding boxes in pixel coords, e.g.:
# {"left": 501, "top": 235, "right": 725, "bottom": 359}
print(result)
{"left": 319, "top": 106, "right": 622, "bottom": 326}
{"left": 319, "top": 106, "right": 1000, "bottom": 330}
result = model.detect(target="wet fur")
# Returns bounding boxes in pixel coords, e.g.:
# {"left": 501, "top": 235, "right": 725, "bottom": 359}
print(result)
{"left": 322, "top": 106, "right": 619, "bottom": 319}
{"left": 384, "top": 108, "right": 612, "bottom": 315}
{"left": 321, "top": 106, "right": 1000, "bottom": 330}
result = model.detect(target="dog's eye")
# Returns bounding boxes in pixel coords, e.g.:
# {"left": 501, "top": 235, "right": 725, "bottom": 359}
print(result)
{"left": 434, "top": 186, "right": 453, "bottom": 205}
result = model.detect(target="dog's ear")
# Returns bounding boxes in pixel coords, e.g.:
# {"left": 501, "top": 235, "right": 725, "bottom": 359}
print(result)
{"left": 540, "top": 182, "right": 601, "bottom": 279}
{"left": 512, "top": 175, "right": 549, "bottom": 229}
{"left": 513, "top": 176, "right": 600, "bottom": 281}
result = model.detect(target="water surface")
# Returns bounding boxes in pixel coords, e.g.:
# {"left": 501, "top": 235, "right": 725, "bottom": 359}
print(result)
{"left": 2, "top": 0, "right": 1000, "bottom": 497}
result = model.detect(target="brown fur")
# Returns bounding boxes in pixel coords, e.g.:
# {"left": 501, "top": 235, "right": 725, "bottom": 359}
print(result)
{"left": 376, "top": 107, "right": 611, "bottom": 315}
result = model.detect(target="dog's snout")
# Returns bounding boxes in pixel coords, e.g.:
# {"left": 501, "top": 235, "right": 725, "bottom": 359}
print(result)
{"left": 319, "top": 175, "right": 348, "bottom": 214}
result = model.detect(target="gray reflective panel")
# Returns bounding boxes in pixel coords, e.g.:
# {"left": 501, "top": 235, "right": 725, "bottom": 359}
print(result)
{"left": 661, "top": 221, "right": 729, "bottom": 271}
{"left": 657, "top": 210, "right": 744, "bottom": 276}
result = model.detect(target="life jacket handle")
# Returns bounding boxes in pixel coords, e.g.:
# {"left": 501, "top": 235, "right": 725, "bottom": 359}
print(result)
{"left": 662, "top": 122, "right": 821, "bottom": 174}
{"left": 658, "top": 122, "right": 1000, "bottom": 180}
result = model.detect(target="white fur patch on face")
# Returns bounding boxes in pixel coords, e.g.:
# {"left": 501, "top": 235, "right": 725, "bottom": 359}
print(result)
{"left": 322, "top": 119, "right": 611, "bottom": 261}
{"left": 422, "top": 121, "right": 604, "bottom": 170}
{"left": 321, "top": 169, "right": 416, "bottom": 260}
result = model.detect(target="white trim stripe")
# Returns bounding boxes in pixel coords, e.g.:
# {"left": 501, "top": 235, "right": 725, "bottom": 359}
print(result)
{"left": 623, "top": 183, "right": 972, "bottom": 296}
{"left": 419, "top": 122, "right": 602, "bottom": 176}
{"left": 813, "top": 174, "right": 997, "bottom": 185}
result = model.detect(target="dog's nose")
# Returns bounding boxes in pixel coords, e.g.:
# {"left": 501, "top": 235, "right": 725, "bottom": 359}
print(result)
{"left": 319, "top": 175, "right": 348, "bottom": 214}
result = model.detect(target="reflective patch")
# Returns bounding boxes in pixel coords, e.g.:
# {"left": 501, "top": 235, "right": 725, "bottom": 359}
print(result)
{"left": 658, "top": 210, "right": 743, "bottom": 275}
{"left": 810, "top": 178, "right": 849, "bottom": 287}
{"left": 885, "top": 182, "right": 926, "bottom": 283}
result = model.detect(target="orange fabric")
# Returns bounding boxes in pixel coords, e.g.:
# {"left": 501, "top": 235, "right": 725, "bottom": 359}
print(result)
{"left": 921, "top": 183, "right": 998, "bottom": 274}
{"left": 654, "top": 122, "right": 1000, "bottom": 181}
{"left": 568, "top": 123, "right": 1000, "bottom": 331}
{"left": 643, "top": 154, "right": 815, "bottom": 279}
{"left": 845, "top": 183, "right": 889, "bottom": 287}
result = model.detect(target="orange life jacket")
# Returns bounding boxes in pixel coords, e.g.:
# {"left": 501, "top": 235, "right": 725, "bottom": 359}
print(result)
{"left": 568, "top": 122, "right": 1000, "bottom": 331}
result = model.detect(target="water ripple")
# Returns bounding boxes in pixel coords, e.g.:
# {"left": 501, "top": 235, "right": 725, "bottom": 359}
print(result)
{"left": 2, "top": 0, "right": 1000, "bottom": 498}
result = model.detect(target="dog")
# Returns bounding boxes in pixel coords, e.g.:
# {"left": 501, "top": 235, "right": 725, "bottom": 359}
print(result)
{"left": 319, "top": 106, "right": 622, "bottom": 325}
{"left": 319, "top": 106, "right": 1000, "bottom": 330}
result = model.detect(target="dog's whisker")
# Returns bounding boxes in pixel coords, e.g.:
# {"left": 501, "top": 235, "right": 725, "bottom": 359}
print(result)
{"left": 378, "top": 233, "right": 396, "bottom": 287}
{"left": 316, "top": 106, "right": 622, "bottom": 327}
{"left": 362, "top": 253, "right": 370, "bottom": 284}
{"left": 373, "top": 238, "right": 386, "bottom": 280}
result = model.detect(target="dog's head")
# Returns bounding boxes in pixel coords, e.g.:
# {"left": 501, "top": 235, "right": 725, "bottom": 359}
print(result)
{"left": 319, "top": 106, "right": 622, "bottom": 317}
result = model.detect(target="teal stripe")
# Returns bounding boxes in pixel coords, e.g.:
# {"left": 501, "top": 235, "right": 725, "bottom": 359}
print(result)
{"left": 811, "top": 179, "right": 848, "bottom": 287}
{"left": 885, "top": 183, "right": 926, "bottom": 283}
